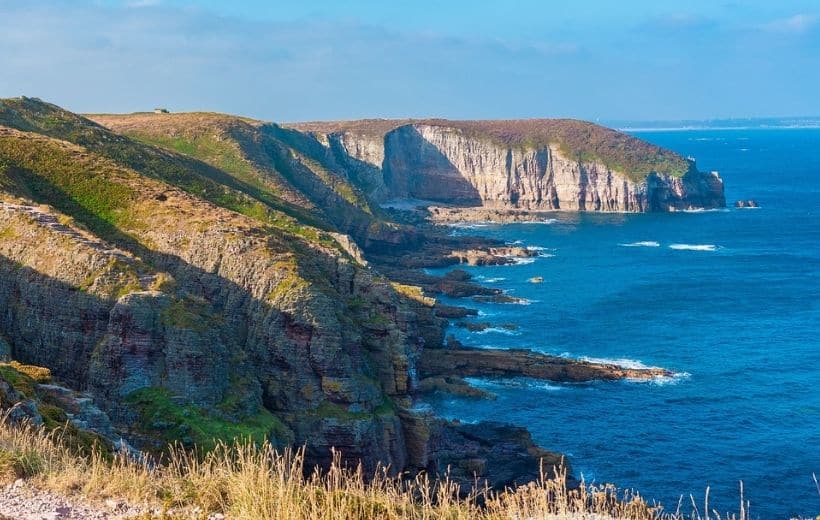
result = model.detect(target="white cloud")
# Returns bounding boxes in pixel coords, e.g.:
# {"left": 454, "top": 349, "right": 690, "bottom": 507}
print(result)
{"left": 125, "top": 0, "right": 161, "bottom": 7}
{"left": 761, "top": 13, "right": 818, "bottom": 34}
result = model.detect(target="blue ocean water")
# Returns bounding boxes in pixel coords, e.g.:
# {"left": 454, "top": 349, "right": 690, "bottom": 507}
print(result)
{"left": 423, "top": 129, "right": 820, "bottom": 519}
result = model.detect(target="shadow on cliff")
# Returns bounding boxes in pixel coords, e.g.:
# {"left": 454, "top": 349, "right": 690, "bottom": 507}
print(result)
{"left": 0, "top": 255, "right": 108, "bottom": 387}
{"left": 261, "top": 124, "right": 423, "bottom": 254}
{"left": 269, "top": 124, "right": 485, "bottom": 208}
{"left": 1, "top": 170, "right": 410, "bottom": 472}
{"left": 382, "top": 126, "right": 484, "bottom": 206}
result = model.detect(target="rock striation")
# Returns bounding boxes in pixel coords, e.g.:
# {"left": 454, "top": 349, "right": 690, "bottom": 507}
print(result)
{"left": 288, "top": 119, "right": 725, "bottom": 213}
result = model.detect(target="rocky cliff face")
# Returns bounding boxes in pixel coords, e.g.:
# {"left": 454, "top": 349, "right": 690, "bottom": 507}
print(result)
{"left": 290, "top": 120, "right": 726, "bottom": 212}
{"left": 0, "top": 100, "right": 717, "bottom": 491}
{"left": 0, "top": 107, "right": 435, "bottom": 474}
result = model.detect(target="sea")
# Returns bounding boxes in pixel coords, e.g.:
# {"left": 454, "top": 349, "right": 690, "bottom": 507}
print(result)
{"left": 421, "top": 128, "right": 820, "bottom": 519}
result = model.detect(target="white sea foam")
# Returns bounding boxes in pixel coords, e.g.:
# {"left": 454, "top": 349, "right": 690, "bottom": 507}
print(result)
{"left": 669, "top": 243, "right": 719, "bottom": 251}
{"left": 526, "top": 246, "right": 557, "bottom": 258}
{"left": 475, "top": 327, "right": 520, "bottom": 336}
{"left": 619, "top": 241, "right": 660, "bottom": 248}
{"left": 520, "top": 218, "right": 559, "bottom": 225}
{"left": 446, "top": 222, "right": 490, "bottom": 229}
{"left": 478, "top": 276, "right": 506, "bottom": 283}
{"left": 579, "top": 356, "right": 658, "bottom": 370}
{"left": 510, "top": 257, "right": 536, "bottom": 265}
{"left": 409, "top": 402, "right": 433, "bottom": 413}
{"left": 464, "top": 377, "right": 564, "bottom": 392}
{"left": 680, "top": 208, "right": 730, "bottom": 213}
{"left": 578, "top": 356, "right": 689, "bottom": 385}
{"left": 643, "top": 371, "right": 691, "bottom": 386}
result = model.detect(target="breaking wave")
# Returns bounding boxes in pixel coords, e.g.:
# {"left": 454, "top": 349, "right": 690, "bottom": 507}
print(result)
{"left": 619, "top": 241, "right": 660, "bottom": 248}
{"left": 464, "top": 377, "right": 564, "bottom": 392}
{"left": 474, "top": 327, "right": 520, "bottom": 336}
{"left": 669, "top": 243, "right": 719, "bottom": 251}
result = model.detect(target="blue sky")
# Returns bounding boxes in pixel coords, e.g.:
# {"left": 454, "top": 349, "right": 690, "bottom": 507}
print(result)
{"left": 1, "top": 0, "right": 819, "bottom": 122}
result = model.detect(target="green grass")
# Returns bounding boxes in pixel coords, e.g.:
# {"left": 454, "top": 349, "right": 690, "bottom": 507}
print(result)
{"left": 125, "top": 387, "right": 289, "bottom": 450}
{"left": 0, "top": 98, "right": 338, "bottom": 246}
{"left": 312, "top": 398, "right": 396, "bottom": 422}
{"left": 0, "top": 138, "right": 136, "bottom": 229}
{"left": 0, "top": 364, "right": 39, "bottom": 397}
{"left": 129, "top": 132, "right": 263, "bottom": 191}
{"left": 160, "top": 297, "right": 214, "bottom": 332}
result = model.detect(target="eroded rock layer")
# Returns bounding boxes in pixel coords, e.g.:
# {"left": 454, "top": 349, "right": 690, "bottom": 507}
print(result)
{"left": 289, "top": 119, "right": 725, "bottom": 212}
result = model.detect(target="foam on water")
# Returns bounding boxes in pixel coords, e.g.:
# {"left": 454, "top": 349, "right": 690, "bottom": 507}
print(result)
{"left": 475, "top": 327, "right": 520, "bottom": 336}
{"left": 464, "top": 377, "right": 565, "bottom": 392}
{"left": 578, "top": 356, "right": 659, "bottom": 370}
{"left": 447, "top": 222, "right": 491, "bottom": 229}
{"left": 521, "top": 218, "right": 560, "bottom": 225}
{"left": 668, "top": 243, "right": 719, "bottom": 251}
{"left": 619, "top": 241, "right": 661, "bottom": 247}
{"left": 509, "top": 257, "right": 536, "bottom": 265}
{"left": 476, "top": 275, "right": 506, "bottom": 283}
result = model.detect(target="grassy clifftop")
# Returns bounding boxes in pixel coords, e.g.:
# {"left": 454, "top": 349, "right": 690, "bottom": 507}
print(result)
{"left": 288, "top": 118, "right": 693, "bottom": 181}
{"left": 89, "top": 111, "right": 382, "bottom": 227}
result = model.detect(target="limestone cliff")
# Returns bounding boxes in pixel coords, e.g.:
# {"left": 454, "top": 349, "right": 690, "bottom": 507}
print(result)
{"left": 288, "top": 119, "right": 725, "bottom": 212}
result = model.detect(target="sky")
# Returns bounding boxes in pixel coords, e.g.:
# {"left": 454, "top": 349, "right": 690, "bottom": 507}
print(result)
{"left": 1, "top": 0, "right": 819, "bottom": 122}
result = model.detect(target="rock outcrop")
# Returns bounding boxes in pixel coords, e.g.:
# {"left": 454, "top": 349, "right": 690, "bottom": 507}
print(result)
{"left": 418, "top": 346, "right": 672, "bottom": 383}
{"left": 288, "top": 119, "right": 726, "bottom": 213}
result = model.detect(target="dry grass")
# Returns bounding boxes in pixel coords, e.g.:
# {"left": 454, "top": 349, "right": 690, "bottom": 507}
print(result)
{"left": 0, "top": 415, "right": 752, "bottom": 520}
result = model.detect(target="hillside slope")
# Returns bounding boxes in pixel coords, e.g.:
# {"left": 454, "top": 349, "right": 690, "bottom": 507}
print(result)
{"left": 0, "top": 98, "right": 449, "bottom": 475}
{"left": 87, "top": 111, "right": 414, "bottom": 252}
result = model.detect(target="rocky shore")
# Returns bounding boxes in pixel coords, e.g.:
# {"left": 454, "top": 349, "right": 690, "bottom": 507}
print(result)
{"left": 428, "top": 205, "right": 569, "bottom": 224}
{"left": 418, "top": 345, "right": 671, "bottom": 386}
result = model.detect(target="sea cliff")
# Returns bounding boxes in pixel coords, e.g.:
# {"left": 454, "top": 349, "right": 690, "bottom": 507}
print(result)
{"left": 0, "top": 98, "right": 696, "bottom": 493}
{"left": 287, "top": 119, "right": 725, "bottom": 213}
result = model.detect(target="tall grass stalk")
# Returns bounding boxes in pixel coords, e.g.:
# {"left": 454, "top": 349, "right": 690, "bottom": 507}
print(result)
{"left": 0, "top": 415, "right": 752, "bottom": 520}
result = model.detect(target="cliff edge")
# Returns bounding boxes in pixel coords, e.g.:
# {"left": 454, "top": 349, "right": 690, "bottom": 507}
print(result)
{"left": 284, "top": 119, "right": 725, "bottom": 212}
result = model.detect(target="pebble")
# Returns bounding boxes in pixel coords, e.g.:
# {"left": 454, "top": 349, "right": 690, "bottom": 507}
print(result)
{"left": 0, "top": 480, "right": 145, "bottom": 519}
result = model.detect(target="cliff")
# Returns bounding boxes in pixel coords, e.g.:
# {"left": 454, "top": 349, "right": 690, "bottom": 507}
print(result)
{"left": 0, "top": 100, "right": 433, "bottom": 475}
{"left": 286, "top": 119, "right": 725, "bottom": 212}
{"left": 0, "top": 98, "right": 697, "bottom": 492}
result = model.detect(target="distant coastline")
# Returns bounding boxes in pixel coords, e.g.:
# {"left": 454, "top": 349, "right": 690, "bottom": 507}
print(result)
{"left": 613, "top": 116, "right": 820, "bottom": 132}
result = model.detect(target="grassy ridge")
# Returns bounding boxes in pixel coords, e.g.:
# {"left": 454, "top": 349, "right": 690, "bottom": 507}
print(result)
{"left": 89, "top": 111, "right": 378, "bottom": 225}
{"left": 0, "top": 98, "right": 336, "bottom": 246}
